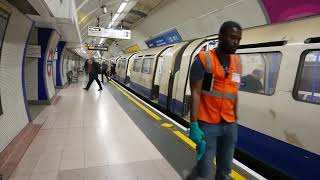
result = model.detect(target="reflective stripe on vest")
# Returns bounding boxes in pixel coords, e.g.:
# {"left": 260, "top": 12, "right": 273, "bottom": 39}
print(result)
{"left": 204, "top": 51, "right": 215, "bottom": 90}
{"left": 201, "top": 90, "right": 236, "bottom": 100}
{"left": 201, "top": 52, "right": 238, "bottom": 101}
{"left": 233, "top": 55, "right": 241, "bottom": 74}
{"left": 204, "top": 52, "right": 212, "bottom": 73}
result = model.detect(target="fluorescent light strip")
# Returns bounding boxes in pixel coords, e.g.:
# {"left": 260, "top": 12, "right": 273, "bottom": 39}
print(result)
{"left": 99, "top": 38, "right": 105, "bottom": 44}
{"left": 112, "top": 13, "right": 120, "bottom": 22}
{"left": 108, "top": 22, "right": 114, "bottom": 28}
{"left": 117, "top": 2, "right": 128, "bottom": 13}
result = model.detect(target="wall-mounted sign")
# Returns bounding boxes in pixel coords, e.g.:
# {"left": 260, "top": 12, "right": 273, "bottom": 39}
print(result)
{"left": 47, "top": 50, "right": 54, "bottom": 77}
{"left": 26, "top": 45, "right": 41, "bottom": 58}
{"left": 145, "top": 29, "right": 182, "bottom": 48}
{"left": 87, "top": 45, "right": 108, "bottom": 51}
{"left": 88, "top": 26, "right": 131, "bottom": 39}
{"left": 126, "top": 44, "right": 140, "bottom": 53}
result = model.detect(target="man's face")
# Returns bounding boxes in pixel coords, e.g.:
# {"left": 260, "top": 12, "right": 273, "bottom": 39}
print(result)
{"left": 219, "top": 27, "right": 242, "bottom": 54}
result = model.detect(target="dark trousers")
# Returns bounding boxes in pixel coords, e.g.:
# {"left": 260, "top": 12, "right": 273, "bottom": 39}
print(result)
{"left": 85, "top": 74, "right": 102, "bottom": 89}
{"left": 187, "top": 122, "right": 237, "bottom": 180}
{"left": 101, "top": 71, "right": 110, "bottom": 82}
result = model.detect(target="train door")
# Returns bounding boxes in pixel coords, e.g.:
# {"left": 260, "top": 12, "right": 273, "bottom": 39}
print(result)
{"left": 166, "top": 42, "right": 190, "bottom": 110}
{"left": 153, "top": 47, "right": 172, "bottom": 100}
{"left": 125, "top": 54, "right": 137, "bottom": 85}
{"left": 182, "top": 40, "right": 218, "bottom": 120}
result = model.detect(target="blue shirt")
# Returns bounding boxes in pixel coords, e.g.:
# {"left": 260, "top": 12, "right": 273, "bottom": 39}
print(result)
{"left": 190, "top": 55, "right": 205, "bottom": 81}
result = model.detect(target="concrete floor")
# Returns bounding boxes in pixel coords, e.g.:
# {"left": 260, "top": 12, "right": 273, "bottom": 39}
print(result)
{"left": 10, "top": 77, "right": 181, "bottom": 180}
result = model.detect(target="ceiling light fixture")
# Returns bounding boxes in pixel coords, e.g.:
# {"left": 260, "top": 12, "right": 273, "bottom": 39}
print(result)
{"left": 112, "top": 13, "right": 120, "bottom": 22}
{"left": 99, "top": 38, "right": 105, "bottom": 44}
{"left": 108, "top": 21, "right": 114, "bottom": 28}
{"left": 117, "top": 2, "right": 128, "bottom": 14}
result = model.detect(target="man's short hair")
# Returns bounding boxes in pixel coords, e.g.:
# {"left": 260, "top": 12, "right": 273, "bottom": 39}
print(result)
{"left": 219, "top": 21, "right": 242, "bottom": 35}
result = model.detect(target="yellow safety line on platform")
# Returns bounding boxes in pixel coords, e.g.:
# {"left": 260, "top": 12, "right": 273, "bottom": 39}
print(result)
{"left": 161, "top": 123, "right": 174, "bottom": 128}
{"left": 110, "top": 82, "right": 161, "bottom": 120}
{"left": 173, "top": 130, "right": 196, "bottom": 149}
{"left": 111, "top": 81, "right": 246, "bottom": 180}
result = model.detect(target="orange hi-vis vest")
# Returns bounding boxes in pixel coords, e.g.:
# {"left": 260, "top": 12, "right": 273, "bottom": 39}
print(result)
{"left": 197, "top": 50, "right": 242, "bottom": 124}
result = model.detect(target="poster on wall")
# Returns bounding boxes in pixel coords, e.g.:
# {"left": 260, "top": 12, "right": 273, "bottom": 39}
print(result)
{"left": 26, "top": 45, "right": 41, "bottom": 58}
{"left": 262, "top": 0, "right": 320, "bottom": 23}
{"left": 0, "top": 7, "right": 10, "bottom": 116}
{"left": 47, "top": 50, "right": 54, "bottom": 77}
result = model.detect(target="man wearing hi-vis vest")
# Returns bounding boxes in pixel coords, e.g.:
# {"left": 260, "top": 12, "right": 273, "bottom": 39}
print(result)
{"left": 186, "top": 21, "right": 242, "bottom": 180}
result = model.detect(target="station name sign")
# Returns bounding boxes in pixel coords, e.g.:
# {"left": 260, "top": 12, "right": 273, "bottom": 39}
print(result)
{"left": 145, "top": 29, "right": 182, "bottom": 48}
{"left": 88, "top": 26, "right": 131, "bottom": 40}
{"left": 87, "top": 45, "right": 108, "bottom": 51}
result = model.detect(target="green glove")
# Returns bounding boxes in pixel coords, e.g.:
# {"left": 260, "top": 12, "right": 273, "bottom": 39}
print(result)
{"left": 189, "top": 122, "right": 204, "bottom": 144}
{"left": 197, "top": 139, "right": 206, "bottom": 160}
{"left": 189, "top": 122, "right": 206, "bottom": 160}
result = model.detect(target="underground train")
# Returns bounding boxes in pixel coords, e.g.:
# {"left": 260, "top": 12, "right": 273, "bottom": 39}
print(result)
{"left": 110, "top": 16, "right": 320, "bottom": 179}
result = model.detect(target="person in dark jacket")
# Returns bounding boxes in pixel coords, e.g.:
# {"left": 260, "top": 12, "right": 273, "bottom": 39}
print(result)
{"left": 101, "top": 61, "right": 110, "bottom": 82}
{"left": 83, "top": 59, "right": 89, "bottom": 74}
{"left": 83, "top": 57, "right": 103, "bottom": 91}
{"left": 110, "top": 62, "right": 116, "bottom": 77}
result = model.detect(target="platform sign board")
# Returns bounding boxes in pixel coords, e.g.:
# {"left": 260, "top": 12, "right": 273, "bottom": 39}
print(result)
{"left": 26, "top": 45, "right": 41, "bottom": 58}
{"left": 88, "top": 26, "right": 131, "bottom": 39}
{"left": 87, "top": 45, "right": 108, "bottom": 51}
{"left": 126, "top": 44, "right": 140, "bottom": 53}
{"left": 145, "top": 29, "right": 182, "bottom": 48}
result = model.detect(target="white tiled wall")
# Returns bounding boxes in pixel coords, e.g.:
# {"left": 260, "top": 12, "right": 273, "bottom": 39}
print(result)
{"left": 0, "top": 0, "right": 33, "bottom": 152}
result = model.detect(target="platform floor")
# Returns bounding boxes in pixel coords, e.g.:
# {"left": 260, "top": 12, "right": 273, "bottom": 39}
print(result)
{"left": 9, "top": 77, "right": 181, "bottom": 180}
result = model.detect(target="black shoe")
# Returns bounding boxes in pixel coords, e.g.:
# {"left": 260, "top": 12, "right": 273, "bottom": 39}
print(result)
{"left": 83, "top": 88, "right": 88, "bottom": 90}
{"left": 98, "top": 88, "right": 103, "bottom": 91}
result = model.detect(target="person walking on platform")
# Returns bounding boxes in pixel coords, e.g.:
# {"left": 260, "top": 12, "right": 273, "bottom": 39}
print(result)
{"left": 186, "top": 21, "right": 242, "bottom": 180}
{"left": 101, "top": 61, "right": 110, "bottom": 82}
{"left": 83, "top": 59, "right": 89, "bottom": 74}
{"left": 83, "top": 57, "right": 103, "bottom": 91}
{"left": 110, "top": 62, "right": 116, "bottom": 78}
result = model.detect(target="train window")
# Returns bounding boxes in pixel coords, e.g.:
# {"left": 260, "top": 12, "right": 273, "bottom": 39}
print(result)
{"left": 294, "top": 50, "right": 320, "bottom": 104}
{"left": 117, "top": 60, "right": 121, "bottom": 69}
{"left": 118, "top": 59, "right": 126, "bottom": 70}
{"left": 0, "top": 8, "right": 9, "bottom": 116}
{"left": 123, "top": 60, "right": 127, "bottom": 69}
{"left": 142, "top": 58, "right": 154, "bottom": 74}
{"left": 208, "top": 41, "right": 218, "bottom": 50}
{"left": 239, "top": 52, "right": 282, "bottom": 95}
{"left": 133, "top": 58, "right": 142, "bottom": 72}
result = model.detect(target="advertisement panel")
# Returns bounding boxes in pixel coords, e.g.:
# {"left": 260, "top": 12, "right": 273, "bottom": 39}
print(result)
{"left": 262, "top": 0, "right": 320, "bottom": 23}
